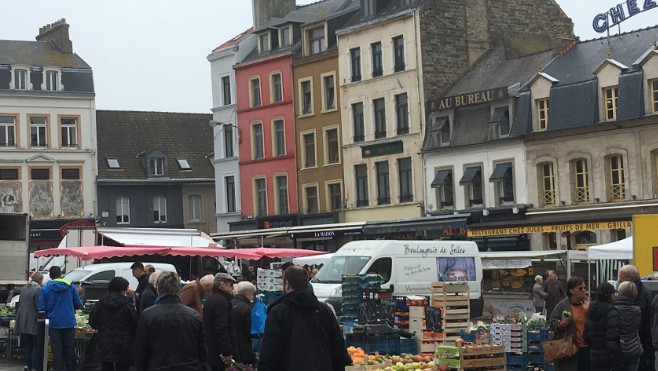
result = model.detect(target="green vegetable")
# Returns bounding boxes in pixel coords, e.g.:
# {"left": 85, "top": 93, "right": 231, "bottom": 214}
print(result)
{"left": 562, "top": 310, "right": 573, "bottom": 318}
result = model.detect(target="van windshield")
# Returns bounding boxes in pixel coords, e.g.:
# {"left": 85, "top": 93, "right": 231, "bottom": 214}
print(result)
{"left": 312, "top": 256, "right": 371, "bottom": 284}
{"left": 63, "top": 269, "right": 91, "bottom": 283}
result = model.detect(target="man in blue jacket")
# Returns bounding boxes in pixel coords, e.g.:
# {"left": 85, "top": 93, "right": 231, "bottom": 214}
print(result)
{"left": 39, "top": 266, "right": 82, "bottom": 371}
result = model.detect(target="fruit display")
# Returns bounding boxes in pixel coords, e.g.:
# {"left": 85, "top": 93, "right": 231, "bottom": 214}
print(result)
{"left": 347, "top": 347, "right": 435, "bottom": 370}
{"left": 75, "top": 311, "right": 89, "bottom": 328}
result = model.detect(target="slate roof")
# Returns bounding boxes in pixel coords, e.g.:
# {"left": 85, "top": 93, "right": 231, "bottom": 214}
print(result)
{"left": 96, "top": 110, "right": 214, "bottom": 181}
{"left": 0, "top": 40, "right": 90, "bottom": 69}
{"left": 337, "top": 0, "right": 421, "bottom": 34}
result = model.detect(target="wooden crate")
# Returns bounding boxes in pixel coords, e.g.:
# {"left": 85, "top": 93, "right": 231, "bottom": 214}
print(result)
{"left": 431, "top": 282, "right": 470, "bottom": 294}
{"left": 459, "top": 344, "right": 506, "bottom": 370}
{"left": 431, "top": 282, "right": 470, "bottom": 346}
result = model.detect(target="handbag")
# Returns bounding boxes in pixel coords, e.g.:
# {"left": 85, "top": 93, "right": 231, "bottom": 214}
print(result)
{"left": 541, "top": 332, "right": 579, "bottom": 362}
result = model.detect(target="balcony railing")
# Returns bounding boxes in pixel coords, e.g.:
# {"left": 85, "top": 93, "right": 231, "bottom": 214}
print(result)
{"left": 542, "top": 189, "right": 555, "bottom": 206}
{"left": 611, "top": 183, "right": 626, "bottom": 201}
{"left": 575, "top": 186, "right": 589, "bottom": 203}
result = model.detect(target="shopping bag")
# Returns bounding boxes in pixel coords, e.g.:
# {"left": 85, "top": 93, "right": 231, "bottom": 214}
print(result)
{"left": 541, "top": 334, "right": 579, "bottom": 362}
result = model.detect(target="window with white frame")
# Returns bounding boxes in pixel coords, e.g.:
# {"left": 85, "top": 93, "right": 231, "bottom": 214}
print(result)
{"left": 429, "top": 116, "right": 450, "bottom": 147}
{"left": 226, "top": 176, "right": 236, "bottom": 213}
{"left": 376, "top": 161, "right": 390, "bottom": 205}
{"left": 323, "top": 74, "right": 335, "bottom": 110}
{"left": 271, "top": 73, "right": 283, "bottom": 103}
{"left": 327, "top": 182, "right": 342, "bottom": 211}
{"left": 273, "top": 119, "right": 285, "bottom": 156}
{"left": 539, "top": 162, "right": 556, "bottom": 206}
{"left": 608, "top": 154, "right": 625, "bottom": 201}
{"left": 304, "top": 185, "right": 319, "bottom": 214}
{"left": 460, "top": 165, "right": 483, "bottom": 207}
{"left": 148, "top": 157, "right": 165, "bottom": 176}
{"left": 603, "top": 86, "right": 619, "bottom": 121}
{"left": 29, "top": 116, "right": 48, "bottom": 148}
{"left": 221, "top": 76, "right": 232, "bottom": 106}
{"left": 0, "top": 116, "right": 16, "bottom": 147}
{"left": 224, "top": 124, "right": 234, "bottom": 158}
{"left": 153, "top": 195, "right": 167, "bottom": 223}
{"left": 350, "top": 48, "right": 362, "bottom": 82}
{"left": 275, "top": 175, "right": 289, "bottom": 215}
{"left": 572, "top": 158, "right": 590, "bottom": 203}
{"left": 255, "top": 178, "right": 267, "bottom": 217}
{"left": 116, "top": 196, "right": 130, "bottom": 224}
{"left": 300, "top": 79, "right": 313, "bottom": 115}
{"left": 363, "top": 0, "right": 376, "bottom": 17}
{"left": 393, "top": 35, "right": 405, "bottom": 72}
{"left": 308, "top": 26, "right": 326, "bottom": 55}
{"left": 650, "top": 78, "right": 658, "bottom": 114}
{"left": 355, "top": 164, "right": 369, "bottom": 207}
{"left": 536, "top": 98, "right": 549, "bottom": 130}
{"left": 302, "top": 132, "right": 316, "bottom": 168}
{"left": 325, "top": 128, "right": 339, "bottom": 164}
{"left": 60, "top": 117, "right": 78, "bottom": 148}
{"left": 352, "top": 102, "right": 365, "bottom": 142}
{"left": 189, "top": 194, "right": 202, "bottom": 221}
{"left": 373, "top": 98, "right": 386, "bottom": 138}
{"left": 45, "top": 70, "right": 59, "bottom": 91}
{"left": 250, "top": 77, "right": 261, "bottom": 107}
{"left": 398, "top": 157, "right": 413, "bottom": 202}
{"left": 252, "top": 123, "right": 264, "bottom": 160}
{"left": 13, "top": 68, "right": 28, "bottom": 90}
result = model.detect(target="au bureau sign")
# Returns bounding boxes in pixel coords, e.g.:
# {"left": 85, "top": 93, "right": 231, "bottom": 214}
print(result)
{"left": 427, "top": 87, "right": 508, "bottom": 112}
{"left": 468, "top": 221, "right": 632, "bottom": 237}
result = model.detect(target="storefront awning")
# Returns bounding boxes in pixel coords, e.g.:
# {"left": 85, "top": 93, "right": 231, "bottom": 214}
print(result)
{"left": 459, "top": 167, "right": 480, "bottom": 184}
{"left": 489, "top": 163, "right": 511, "bottom": 182}
{"left": 363, "top": 214, "right": 469, "bottom": 235}
{"left": 488, "top": 107, "right": 509, "bottom": 125}
{"left": 431, "top": 170, "right": 451, "bottom": 188}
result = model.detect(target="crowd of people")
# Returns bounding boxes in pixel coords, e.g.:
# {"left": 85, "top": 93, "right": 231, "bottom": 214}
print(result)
{"left": 14, "top": 262, "right": 349, "bottom": 371}
{"left": 534, "top": 264, "right": 656, "bottom": 371}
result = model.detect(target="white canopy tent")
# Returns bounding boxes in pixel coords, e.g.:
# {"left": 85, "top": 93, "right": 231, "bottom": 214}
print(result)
{"left": 587, "top": 236, "right": 633, "bottom": 287}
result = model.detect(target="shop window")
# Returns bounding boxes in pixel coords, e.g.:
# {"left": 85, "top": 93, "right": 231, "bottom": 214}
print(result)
{"left": 366, "top": 257, "right": 392, "bottom": 283}
{"left": 376, "top": 161, "right": 390, "bottom": 205}
{"left": 571, "top": 158, "right": 590, "bottom": 203}
{"left": 613, "top": 229, "right": 626, "bottom": 241}
{"left": 606, "top": 154, "right": 626, "bottom": 201}
{"left": 538, "top": 162, "right": 556, "bottom": 206}
{"left": 574, "top": 231, "right": 597, "bottom": 250}
{"left": 603, "top": 86, "right": 618, "bottom": 121}
{"left": 460, "top": 166, "right": 483, "bottom": 207}
{"left": 543, "top": 232, "right": 558, "bottom": 250}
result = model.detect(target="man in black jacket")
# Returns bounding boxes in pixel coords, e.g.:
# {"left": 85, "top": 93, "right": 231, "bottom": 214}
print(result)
{"left": 584, "top": 282, "right": 624, "bottom": 371}
{"left": 258, "top": 265, "right": 351, "bottom": 371}
{"left": 620, "top": 264, "right": 654, "bottom": 371}
{"left": 204, "top": 272, "right": 237, "bottom": 371}
{"left": 232, "top": 281, "right": 257, "bottom": 366}
{"left": 134, "top": 271, "right": 207, "bottom": 371}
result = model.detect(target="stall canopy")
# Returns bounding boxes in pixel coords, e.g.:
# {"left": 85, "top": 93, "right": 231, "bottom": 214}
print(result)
{"left": 480, "top": 251, "right": 567, "bottom": 270}
{"left": 293, "top": 253, "right": 334, "bottom": 266}
{"left": 34, "top": 246, "right": 323, "bottom": 261}
{"left": 98, "top": 228, "right": 218, "bottom": 248}
{"left": 588, "top": 236, "right": 633, "bottom": 260}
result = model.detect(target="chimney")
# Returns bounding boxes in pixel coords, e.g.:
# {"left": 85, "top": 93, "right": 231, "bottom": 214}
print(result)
{"left": 252, "top": 0, "right": 296, "bottom": 31}
{"left": 36, "top": 18, "right": 73, "bottom": 54}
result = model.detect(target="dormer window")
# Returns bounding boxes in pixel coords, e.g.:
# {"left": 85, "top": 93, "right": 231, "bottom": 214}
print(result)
{"left": 12, "top": 68, "right": 28, "bottom": 90}
{"left": 259, "top": 32, "right": 270, "bottom": 53}
{"left": 651, "top": 79, "right": 658, "bottom": 114}
{"left": 488, "top": 106, "right": 510, "bottom": 138}
{"left": 429, "top": 116, "right": 451, "bottom": 147}
{"left": 363, "top": 0, "right": 376, "bottom": 17}
{"left": 45, "top": 69, "right": 60, "bottom": 91}
{"left": 280, "top": 26, "right": 291, "bottom": 48}
{"left": 308, "top": 26, "right": 326, "bottom": 55}
{"left": 146, "top": 152, "right": 166, "bottom": 177}
{"left": 536, "top": 98, "right": 549, "bottom": 130}
{"left": 603, "top": 86, "right": 619, "bottom": 121}
{"left": 177, "top": 159, "right": 191, "bottom": 170}
{"left": 106, "top": 158, "right": 121, "bottom": 169}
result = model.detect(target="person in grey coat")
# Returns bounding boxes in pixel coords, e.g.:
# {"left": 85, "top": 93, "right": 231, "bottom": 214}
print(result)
{"left": 15, "top": 271, "right": 44, "bottom": 371}
{"left": 616, "top": 281, "right": 643, "bottom": 371}
{"left": 533, "top": 275, "right": 548, "bottom": 313}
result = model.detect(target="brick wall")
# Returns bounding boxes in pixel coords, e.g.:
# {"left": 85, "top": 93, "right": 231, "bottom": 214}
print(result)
{"left": 420, "top": 0, "right": 574, "bottom": 102}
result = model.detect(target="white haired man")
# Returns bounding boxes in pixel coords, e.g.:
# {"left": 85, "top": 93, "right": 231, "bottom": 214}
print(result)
{"left": 532, "top": 275, "right": 548, "bottom": 314}
{"left": 134, "top": 271, "right": 207, "bottom": 371}
{"left": 232, "top": 281, "right": 257, "bottom": 366}
{"left": 180, "top": 274, "right": 215, "bottom": 314}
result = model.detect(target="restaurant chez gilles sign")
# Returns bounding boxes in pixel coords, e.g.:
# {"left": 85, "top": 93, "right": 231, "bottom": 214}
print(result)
{"left": 592, "top": 0, "right": 657, "bottom": 33}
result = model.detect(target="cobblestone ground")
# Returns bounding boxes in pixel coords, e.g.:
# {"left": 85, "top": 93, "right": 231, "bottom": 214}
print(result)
{"left": 0, "top": 356, "right": 25, "bottom": 371}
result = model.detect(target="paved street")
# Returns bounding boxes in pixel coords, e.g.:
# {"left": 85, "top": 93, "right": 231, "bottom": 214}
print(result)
{"left": 0, "top": 356, "right": 25, "bottom": 371}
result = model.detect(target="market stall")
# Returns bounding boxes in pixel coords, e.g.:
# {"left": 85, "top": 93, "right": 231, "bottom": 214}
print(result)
{"left": 588, "top": 236, "right": 633, "bottom": 286}
{"left": 480, "top": 251, "right": 567, "bottom": 318}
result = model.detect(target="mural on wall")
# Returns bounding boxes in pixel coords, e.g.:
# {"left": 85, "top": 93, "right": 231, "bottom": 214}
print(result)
{"left": 0, "top": 181, "right": 22, "bottom": 213}
{"left": 29, "top": 181, "right": 53, "bottom": 218}
{"left": 61, "top": 181, "right": 83, "bottom": 217}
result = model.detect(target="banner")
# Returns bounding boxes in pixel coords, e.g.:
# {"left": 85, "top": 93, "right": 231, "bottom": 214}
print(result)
{"left": 468, "top": 221, "right": 632, "bottom": 237}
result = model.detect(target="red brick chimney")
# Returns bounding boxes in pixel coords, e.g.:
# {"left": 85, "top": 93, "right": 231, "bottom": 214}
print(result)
{"left": 36, "top": 18, "right": 73, "bottom": 54}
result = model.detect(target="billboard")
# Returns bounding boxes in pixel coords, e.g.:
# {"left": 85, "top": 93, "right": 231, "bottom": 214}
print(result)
{"left": 633, "top": 214, "right": 658, "bottom": 276}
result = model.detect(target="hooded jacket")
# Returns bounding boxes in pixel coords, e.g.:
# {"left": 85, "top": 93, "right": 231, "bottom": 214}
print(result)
{"left": 38, "top": 278, "right": 82, "bottom": 329}
{"left": 614, "top": 295, "right": 643, "bottom": 358}
{"left": 89, "top": 292, "right": 139, "bottom": 362}
{"left": 231, "top": 294, "right": 255, "bottom": 365}
{"left": 258, "top": 289, "right": 350, "bottom": 371}
{"left": 584, "top": 300, "right": 623, "bottom": 371}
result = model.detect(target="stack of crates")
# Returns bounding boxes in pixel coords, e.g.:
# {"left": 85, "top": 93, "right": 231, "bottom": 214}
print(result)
{"left": 490, "top": 323, "right": 527, "bottom": 353}
{"left": 340, "top": 274, "right": 381, "bottom": 321}
{"left": 527, "top": 328, "right": 553, "bottom": 371}
{"left": 393, "top": 296, "right": 410, "bottom": 330}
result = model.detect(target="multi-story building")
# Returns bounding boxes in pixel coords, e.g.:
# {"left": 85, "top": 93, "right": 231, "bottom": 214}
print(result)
{"left": 0, "top": 19, "right": 97, "bottom": 250}
{"left": 208, "top": 28, "right": 256, "bottom": 234}
{"left": 230, "top": 0, "right": 350, "bottom": 247}
{"left": 96, "top": 110, "right": 216, "bottom": 233}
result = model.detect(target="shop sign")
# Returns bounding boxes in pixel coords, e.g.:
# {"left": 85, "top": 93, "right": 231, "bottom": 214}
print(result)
{"left": 259, "top": 215, "right": 299, "bottom": 229}
{"left": 468, "top": 221, "right": 632, "bottom": 237}
{"left": 361, "top": 140, "right": 403, "bottom": 158}
{"left": 482, "top": 259, "right": 532, "bottom": 270}
{"left": 593, "top": 1, "right": 657, "bottom": 33}
{"left": 427, "top": 87, "right": 508, "bottom": 112}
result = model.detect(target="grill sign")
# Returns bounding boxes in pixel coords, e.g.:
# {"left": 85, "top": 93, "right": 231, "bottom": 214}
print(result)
{"left": 593, "top": 0, "right": 657, "bottom": 33}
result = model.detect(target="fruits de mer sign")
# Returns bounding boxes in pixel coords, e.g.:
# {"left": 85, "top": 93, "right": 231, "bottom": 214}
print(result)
{"left": 593, "top": 0, "right": 657, "bottom": 33}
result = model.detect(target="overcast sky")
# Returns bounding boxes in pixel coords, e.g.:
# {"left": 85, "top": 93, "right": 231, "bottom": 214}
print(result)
{"left": 1, "top": 0, "right": 656, "bottom": 113}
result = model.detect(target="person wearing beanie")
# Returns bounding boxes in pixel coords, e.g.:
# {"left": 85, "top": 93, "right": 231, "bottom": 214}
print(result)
{"left": 584, "top": 282, "right": 623, "bottom": 371}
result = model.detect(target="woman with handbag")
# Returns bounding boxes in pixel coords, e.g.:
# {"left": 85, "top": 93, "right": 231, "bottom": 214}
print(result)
{"left": 584, "top": 282, "right": 624, "bottom": 371}
{"left": 548, "top": 276, "right": 590, "bottom": 371}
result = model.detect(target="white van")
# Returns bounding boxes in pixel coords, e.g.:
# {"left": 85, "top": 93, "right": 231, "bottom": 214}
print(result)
{"left": 63, "top": 262, "right": 177, "bottom": 291}
{"left": 311, "top": 240, "right": 482, "bottom": 313}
